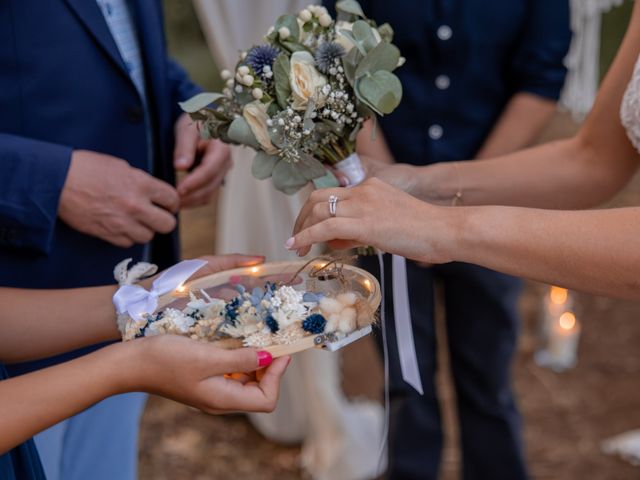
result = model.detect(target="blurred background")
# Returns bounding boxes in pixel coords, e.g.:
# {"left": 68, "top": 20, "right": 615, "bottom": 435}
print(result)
{"left": 138, "top": 1, "right": 640, "bottom": 479}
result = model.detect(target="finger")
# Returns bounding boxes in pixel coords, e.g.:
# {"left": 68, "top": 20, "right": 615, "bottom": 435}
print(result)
{"left": 141, "top": 175, "right": 180, "bottom": 213}
{"left": 136, "top": 203, "right": 177, "bottom": 234}
{"left": 292, "top": 199, "right": 357, "bottom": 256}
{"left": 104, "top": 233, "right": 136, "bottom": 248}
{"left": 196, "top": 254, "right": 265, "bottom": 277}
{"left": 177, "top": 144, "right": 230, "bottom": 196}
{"left": 173, "top": 115, "right": 199, "bottom": 170}
{"left": 206, "top": 347, "right": 271, "bottom": 375}
{"left": 287, "top": 218, "right": 364, "bottom": 252}
{"left": 125, "top": 221, "right": 155, "bottom": 245}
{"left": 292, "top": 187, "right": 349, "bottom": 237}
{"left": 179, "top": 182, "right": 220, "bottom": 209}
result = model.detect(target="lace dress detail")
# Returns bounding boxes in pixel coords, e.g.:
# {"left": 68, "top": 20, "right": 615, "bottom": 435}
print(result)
{"left": 620, "top": 55, "right": 640, "bottom": 153}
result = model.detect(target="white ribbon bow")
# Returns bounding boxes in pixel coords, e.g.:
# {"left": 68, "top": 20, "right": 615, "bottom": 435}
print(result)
{"left": 113, "top": 259, "right": 208, "bottom": 322}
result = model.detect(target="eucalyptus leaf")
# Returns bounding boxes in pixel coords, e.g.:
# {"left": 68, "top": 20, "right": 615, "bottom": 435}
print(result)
{"left": 312, "top": 170, "right": 341, "bottom": 189}
{"left": 352, "top": 21, "right": 377, "bottom": 52}
{"left": 272, "top": 160, "right": 309, "bottom": 193}
{"left": 336, "top": 0, "right": 366, "bottom": 18}
{"left": 273, "top": 54, "right": 292, "bottom": 109}
{"left": 252, "top": 151, "right": 280, "bottom": 180}
{"left": 355, "top": 42, "right": 400, "bottom": 78}
{"left": 298, "top": 154, "right": 327, "bottom": 180}
{"left": 342, "top": 47, "right": 362, "bottom": 86}
{"left": 281, "top": 41, "right": 308, "bottom": 53}
{"left": 356, "top": 71, "right": 403, "bottom": 115}
{"left": 228, "top": 117, "right": 260, "bottom": 149}
{"left": 275, "top": 14, "right": 300, "bottom": 42}
{"left": 179, "top": 92, "right": 225, "bottom": 113}
{"left": 339, "top": 29, "right": 366, "bottom": 56}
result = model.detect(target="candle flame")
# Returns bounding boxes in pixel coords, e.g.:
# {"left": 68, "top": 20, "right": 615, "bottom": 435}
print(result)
{"left": 550, "top": 286, "right": 568, "bottom": 305}
{"left": 250, "top": 266, "right": 260, "bottom": 274}
{"left": 363, "top": 279, "right": 372, "bottom": 290}
{"left": 559, "top": 312, "right": 576, "bottom": 330}
{"left": 176, "top": 285, "right": 187, "bottom": 293}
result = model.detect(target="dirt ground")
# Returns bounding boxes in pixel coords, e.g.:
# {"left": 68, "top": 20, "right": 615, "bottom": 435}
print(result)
{"left": 139, "top": 113, "right": 640, "bottom": 479}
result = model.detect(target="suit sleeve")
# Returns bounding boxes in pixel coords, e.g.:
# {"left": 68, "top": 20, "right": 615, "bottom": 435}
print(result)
{"left": 0, "top": 133, "right": 72, "bottom": 254}
{"left": 167, "top": 58, "right": 203, "bottom": 123}
{"left": 510, "top": 0, "right": 572, "bottom": 101}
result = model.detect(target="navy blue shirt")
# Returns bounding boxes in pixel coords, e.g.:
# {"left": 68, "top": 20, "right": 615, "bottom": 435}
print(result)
{"left": 325, "top": 0, "right": 571, "bottom": 164}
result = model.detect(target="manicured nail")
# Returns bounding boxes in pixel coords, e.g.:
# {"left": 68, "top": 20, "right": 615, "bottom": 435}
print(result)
{"left": 285, "top": 237, "right": 295, "bottom": 249}
{"left": 257, "top": 351, "right": 273, "bottom": 367}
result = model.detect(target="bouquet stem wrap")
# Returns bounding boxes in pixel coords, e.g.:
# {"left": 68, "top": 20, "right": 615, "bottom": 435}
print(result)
{"left": 335, "top": 153, "right": 367, "bottom": 186}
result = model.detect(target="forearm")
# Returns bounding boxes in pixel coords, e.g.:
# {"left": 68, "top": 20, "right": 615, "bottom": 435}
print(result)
{"left": 475, "top": 92, "right": 556, "bottom": 159}
{"left": 0, "top": 285, "right": 120, "bottom": 363}
{"left": 446, "top": 205, "right": 640, "bottom": 299}
{"left": 356, "top": 120, "right": 395, "bottom": 164}
{"left": 0, "top": 342, "right": 136, "bottom": 453}
{"left": 411, "top": 134, "right": 637, "bottom": 209}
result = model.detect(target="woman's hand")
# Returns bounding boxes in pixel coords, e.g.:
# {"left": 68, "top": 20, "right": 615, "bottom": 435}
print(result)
{"left": 125, "top": 336, "right": 290, "bottom": 414}
{"left": 287, "top": 178, "right": 459, "bottom": 263}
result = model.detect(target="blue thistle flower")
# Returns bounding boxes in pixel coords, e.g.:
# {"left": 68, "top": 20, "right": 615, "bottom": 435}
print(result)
{"left": 265, "top": 314, "right": 280, "bottom": 333}
{"left": 314, "top": 42, "right": 346, "bottom": 74}
{"left": 245, "top": 45, "right": 280, "bottom": 77}
{"left": 302, "top": 314, "right": 327, "bottom": 334}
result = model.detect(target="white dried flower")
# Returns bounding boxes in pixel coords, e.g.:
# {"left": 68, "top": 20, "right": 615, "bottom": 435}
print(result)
{"left": 319, "top": 13, "right": 332, "bottom": 27}
{"left": 398, "top": 56, "right": 406, "bottom": 67}
{"left": 226, "top": 78, "right": 234, "bottom": 88}
{"left": 235, "top": 85, "right": 243, "bottom": 93}
{"left": 298, "top": 8, "right": 312, "bottom": 22}
{"left": 278, "top": 26, "right": 291, "bottom": 40}
{"left": 220, "top": 69, "right": 232, "bottom": 80}
{"left": 240, "top": 51, "right": 247, "bottom": 60}
{"left": 242, "top": 74, "right": 255, "bottom": 86}
{"left": 237, "top": 65, "right": 250, "bottom": 76}
{"left": 252, "top": 88, "right": 264, "bottom": 100}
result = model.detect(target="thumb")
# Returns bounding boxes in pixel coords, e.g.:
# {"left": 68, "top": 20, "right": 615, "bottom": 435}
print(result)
{"left": 173, "top": 115, "right": 199, "bottom": 170}
{"left": 209, "top": 348, "right": 273, "bottom": 375}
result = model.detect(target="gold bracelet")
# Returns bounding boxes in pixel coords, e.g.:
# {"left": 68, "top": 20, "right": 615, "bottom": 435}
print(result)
{"left": 451, "top": 162, "right": 463, "bottom": 206}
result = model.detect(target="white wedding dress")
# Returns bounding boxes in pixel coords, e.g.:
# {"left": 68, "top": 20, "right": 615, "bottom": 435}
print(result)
{"left": 191, "top": 2, "right": 385, "bottom": 479}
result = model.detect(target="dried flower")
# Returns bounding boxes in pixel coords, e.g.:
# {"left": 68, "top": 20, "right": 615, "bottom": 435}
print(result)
{"left": 278, "top": 26, "right": 291, "bottom": 40}
{"left": 314, "top": 42, "right": 346, "bottom": 74}
{"left": 245, "top": 45, "right": 280, "bottom": 77}
{"left": 302, "top": 313, "right": 327, "bottom": 334}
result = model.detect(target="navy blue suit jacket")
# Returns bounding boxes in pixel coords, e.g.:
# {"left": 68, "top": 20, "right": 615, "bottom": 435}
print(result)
{"left": 0, "top": 0, "right": 200, "bottom": 374}
{"left": 0, "top": 0, "right": 200, "bottom": 290}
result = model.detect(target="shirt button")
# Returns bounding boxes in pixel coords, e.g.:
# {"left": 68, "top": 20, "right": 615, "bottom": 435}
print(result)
{"left": 435, "top": 75, "right": 450, "bottom": 90}
{"left": 437, "top": 25, "right": 453, "bottom": 41}
{"left": 428, "top": 124, "right": 443, "bottom": 140}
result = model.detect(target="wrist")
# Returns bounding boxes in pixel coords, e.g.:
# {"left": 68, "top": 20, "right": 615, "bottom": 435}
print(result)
{"left": 100, "top": 341, "right": 143, "bottom": 395}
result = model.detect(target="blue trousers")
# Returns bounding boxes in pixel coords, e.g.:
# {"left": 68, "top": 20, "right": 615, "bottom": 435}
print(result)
{"left": 366, "top": 256, "right": 528, "bottom": 480}
{"left": 34, "top": 393, "right": 148, "bottom": 480}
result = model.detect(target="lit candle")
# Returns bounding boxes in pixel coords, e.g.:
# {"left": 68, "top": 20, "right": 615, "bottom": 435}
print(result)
{"left": 542, "top": 286, "right": 574, "bottom": 341}
{"left": 546, "top": 311, "right": 581, "bottom": 371}
{"left": 173, "top": 284, "right": 189, "bottom": 297}
{"left": 250, "top": 266, "right": 260, "bottom": 274}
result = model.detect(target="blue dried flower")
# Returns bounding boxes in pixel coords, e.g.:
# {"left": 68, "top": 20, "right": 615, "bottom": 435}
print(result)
{"left": 265, "top": 314, "right": 280, "bottom": 333}
{"left": 314, "top": 42, "right": 346, "bottom": 74}
{"left": 245, "top": 45, "right": 280, "bottom": 77}
{"left": 225, "top": 297, "right": 241, "bottom": 325}
{"left": 302, "top": 314, "right": 327, "bottom": 334}
{"left": 138, "top": 311, "right": 164, "bottom": 338}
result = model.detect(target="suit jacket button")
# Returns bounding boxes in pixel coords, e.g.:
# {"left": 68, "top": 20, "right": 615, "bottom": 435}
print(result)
{"left": 126, "top": 105, "right": 144, "bottom": 124}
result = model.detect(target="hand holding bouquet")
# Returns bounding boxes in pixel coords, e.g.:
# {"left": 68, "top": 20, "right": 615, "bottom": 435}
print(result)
{"left": 180, "top": 1, "right": 404, "bottom": 194}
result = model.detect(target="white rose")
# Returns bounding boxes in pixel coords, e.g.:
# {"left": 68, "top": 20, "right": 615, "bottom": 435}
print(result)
{"left": 243, "top": 101, "right": 279, "bottom": 155}
{"left": 289, "top": 51, "right": 328, "bottom": 110}
{"left": 334, "top": 21, "right": 382, "bottom": 53}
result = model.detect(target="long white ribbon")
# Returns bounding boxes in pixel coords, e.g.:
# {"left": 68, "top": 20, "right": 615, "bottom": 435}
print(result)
{"left": 113, "top": 259, "right": 208, "bottom": 321}
{"left": 391, "top": 254, "right": 424, "bottom": 395}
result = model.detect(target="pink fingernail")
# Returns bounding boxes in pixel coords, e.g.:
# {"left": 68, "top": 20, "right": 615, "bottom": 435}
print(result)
{"left": 285, "top": 237, "right": 295, "bottom": 249}
{"left": 257, "top": 351, "right": 273, "bottom": 367}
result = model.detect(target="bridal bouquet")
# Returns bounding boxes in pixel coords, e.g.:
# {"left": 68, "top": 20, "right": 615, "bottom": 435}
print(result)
{"left": 179, "top": 0, "right": 403, "bottom": 194}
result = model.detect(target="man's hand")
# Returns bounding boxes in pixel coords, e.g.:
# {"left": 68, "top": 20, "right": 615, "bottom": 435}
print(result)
{"left": 59, "top": 150, "right": 179, "bottom": 248}
{"left": 174, "top": 113, "right": 231, "bottom": 208}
